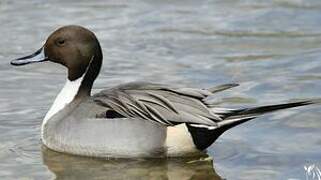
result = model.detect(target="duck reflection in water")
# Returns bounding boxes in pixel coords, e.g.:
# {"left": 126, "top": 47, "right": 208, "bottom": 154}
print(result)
{"left": 41, "top": 146, "right": 223, "bottom": 180}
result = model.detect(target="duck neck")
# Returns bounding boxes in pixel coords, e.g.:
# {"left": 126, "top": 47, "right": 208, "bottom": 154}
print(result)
{"left": 43, "top": 49, "right": 103, "bottom": 122}
{"left": 76, "top": 53, "right": 102, "bottom": 98}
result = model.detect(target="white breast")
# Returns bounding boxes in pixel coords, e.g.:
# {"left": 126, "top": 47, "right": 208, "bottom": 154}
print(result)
{"left": 42, "top": 76, "right": 84, "bottom": 131}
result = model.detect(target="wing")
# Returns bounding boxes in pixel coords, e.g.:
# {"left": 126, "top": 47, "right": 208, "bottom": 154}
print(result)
{"left": 92, "top": 82, "right": 238, "bottom": 126}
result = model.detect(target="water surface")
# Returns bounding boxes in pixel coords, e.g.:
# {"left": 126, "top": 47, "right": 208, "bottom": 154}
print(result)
{"left": 1, "top": 0, "right": 321, "bottom": 179}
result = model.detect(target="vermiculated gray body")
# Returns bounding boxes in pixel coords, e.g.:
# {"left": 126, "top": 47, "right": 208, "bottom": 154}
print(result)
{"left": 42, "top": 98, "right": 167, "bottom": 158}
{"left": 41, "top": 82, "right": 315, "bottom": 158}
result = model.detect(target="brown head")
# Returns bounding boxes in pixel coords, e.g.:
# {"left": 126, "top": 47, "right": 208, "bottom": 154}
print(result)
{"left": 11, "top": 25, "right": 103, "bottom": 96}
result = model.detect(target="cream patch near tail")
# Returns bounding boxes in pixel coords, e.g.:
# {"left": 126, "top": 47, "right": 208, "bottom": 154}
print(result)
{"left": 166, "top": 124, "right": 200, "bottom": 157}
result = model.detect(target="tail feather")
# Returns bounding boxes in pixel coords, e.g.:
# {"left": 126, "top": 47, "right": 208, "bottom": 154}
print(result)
{"left": 218, "top": 100, "right": 315, "bottom": 125}
{"left": 207, "top": 83, "right": 239, "bottom": 94}
{"left": 212, "top": 100, "right": 317, "bottom": 129}
{"left": 228, "top": 101, "right": 313, "bottom": 117}
{"left": 187, "top": 100, "right": 317, "bottom": 151}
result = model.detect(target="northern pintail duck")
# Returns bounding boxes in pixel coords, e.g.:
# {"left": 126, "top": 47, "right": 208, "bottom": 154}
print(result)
{"left": 11, "top": 25, "right": 317, "bottom": 158}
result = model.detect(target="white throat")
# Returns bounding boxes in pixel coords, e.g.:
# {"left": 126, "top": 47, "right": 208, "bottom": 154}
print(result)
{"left": 43, "top": 76, "right": 84, "bottom": 125}
{"left": 42, "top": 56, "right": 94, "bottom": 129}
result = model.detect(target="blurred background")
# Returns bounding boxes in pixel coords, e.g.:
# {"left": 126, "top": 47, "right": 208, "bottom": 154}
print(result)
{"left": 1, "top": 0, "right": 321, "bottom": 179}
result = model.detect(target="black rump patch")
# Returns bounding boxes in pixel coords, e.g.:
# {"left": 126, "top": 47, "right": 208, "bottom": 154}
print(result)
{"left": 186, "top": 124, "right": 225, "bottom": 151}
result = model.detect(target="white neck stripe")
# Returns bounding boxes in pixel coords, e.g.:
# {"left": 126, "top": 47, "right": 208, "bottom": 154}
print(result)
{"left": 41, "top": 56, "right": 95, "bottom": 136}
{"left": 43, "top": 75, "right": 84, "bottom": 124}
{"left": 42, "top": 55, "right": 95, "bottom": 124}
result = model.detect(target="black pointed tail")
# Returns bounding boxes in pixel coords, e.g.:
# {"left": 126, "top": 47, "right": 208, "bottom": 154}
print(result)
{"left": 187, "top": 100, "right": 318, "bottom": 151}
{"left": 218, "top": 100, "right": 316, "bottom": 127}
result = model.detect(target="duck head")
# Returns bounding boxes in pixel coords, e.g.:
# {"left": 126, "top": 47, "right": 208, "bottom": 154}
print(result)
{"left": 11, "top": 25, "right": 103, "bottom": 96}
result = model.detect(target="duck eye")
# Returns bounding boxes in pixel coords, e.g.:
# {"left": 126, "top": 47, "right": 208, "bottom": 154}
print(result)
{"left": 56, "top": 39, "right": 65, "bottom": 46}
